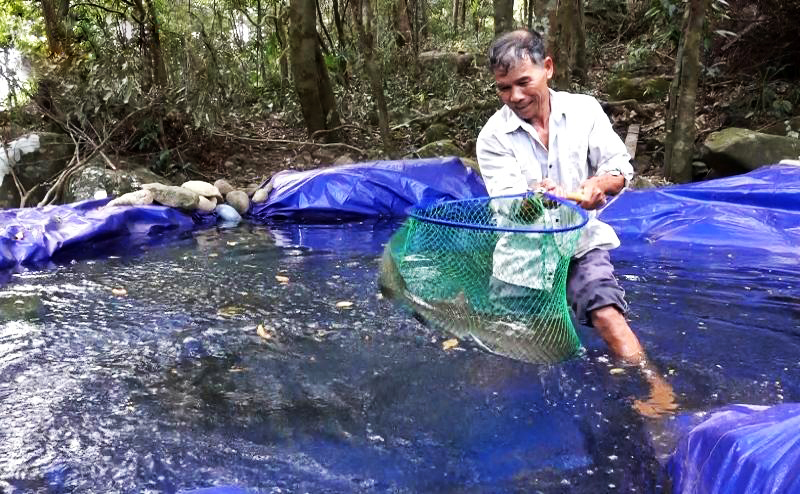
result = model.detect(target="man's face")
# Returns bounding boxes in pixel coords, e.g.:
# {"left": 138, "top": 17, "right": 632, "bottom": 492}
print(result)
{"left": 494, "top": 56, "right": 554, "bottom": 123}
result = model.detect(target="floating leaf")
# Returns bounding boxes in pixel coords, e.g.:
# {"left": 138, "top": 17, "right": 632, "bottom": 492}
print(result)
{"left": 111, "top": 287, "right": 127, "bottom": 296}
{"left": 275, "top": 275, "right": 290, "bottom": 283}
{"left": 335, "top": 301, "right": 353, "bottom": 308}
{"left": 609, "top": 368, "right": 625, "bottom": 375}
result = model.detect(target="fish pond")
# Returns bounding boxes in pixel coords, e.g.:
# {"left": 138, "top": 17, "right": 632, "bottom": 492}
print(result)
{"left": 0, "top": 222, "right": 798, "bottom": 493}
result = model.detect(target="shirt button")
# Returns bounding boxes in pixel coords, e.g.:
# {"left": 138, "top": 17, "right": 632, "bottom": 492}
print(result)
{"left": 549, "top": 165, "right": 552, "bottom": 168}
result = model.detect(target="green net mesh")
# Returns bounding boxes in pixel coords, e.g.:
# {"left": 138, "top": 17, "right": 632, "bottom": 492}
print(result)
{"left": 380, "top": 193, "right": 589, "bottom": 364}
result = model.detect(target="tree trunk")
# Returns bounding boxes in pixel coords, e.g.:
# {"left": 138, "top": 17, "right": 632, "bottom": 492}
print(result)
{"left": 41, "top": 0, "right": 70, "bottom": 57}
{"left": 547, "top": 0, "right": 585, "bottom": 89}
{"left": 492, "top": 0, "right": 513, "bottom": 36}
{"left": 332, "top": 0, "right": 347, "bottom": 51}
{"left": 274, "top": 4, "right": 290, "bottom": 87}
{"left": 353, "top": 0, "right": 392, "bottom": 153}
{"left": 144, "top": 0, "right": 168, "bottom": 88}
{"left": 452, "top": 0, "right": 460, "bottom": 34}
{"left": 289, "top": 0, "right": 341, "bottom": 139}
{"left": 394, "top": 0, "right": 413, "bottom": 48}
{"left": 664, "top": 0, "right": 709, "bottom": 183}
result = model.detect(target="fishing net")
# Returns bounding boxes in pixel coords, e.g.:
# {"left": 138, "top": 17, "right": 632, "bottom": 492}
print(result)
{"left": 380, "top": 193, "right": 589, "bottom": 364}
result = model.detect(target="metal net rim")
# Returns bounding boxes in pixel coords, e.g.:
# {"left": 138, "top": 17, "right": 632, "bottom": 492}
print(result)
{"left": 409, "top": 192, "right": 589, "bottom": 233}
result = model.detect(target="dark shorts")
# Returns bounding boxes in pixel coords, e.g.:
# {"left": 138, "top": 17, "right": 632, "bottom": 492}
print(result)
{"left": 566, "top": 248, "right": 628, "bottom": 324}
{"left": 489, "top": 248, "right": 627, "bottom": 325}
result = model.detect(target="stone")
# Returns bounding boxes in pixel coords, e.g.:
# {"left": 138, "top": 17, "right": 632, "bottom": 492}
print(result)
{"left": 424, "top": 123, "right": 450, "bottom": 144}
{"left": 215, "top": 203, "right": 242, "bottom": 223}
{"left": 605, "top": 75, "right": 671, "bottom": 102}
{"left": 104, "top": 189, "right": 154, "bottom": 208}
{"left": 701, "top": 127, "right": 800, "bottom": 176}
{"left": 181, "top": 180, "right": 222, "bottom": 199}
{"left": 459, "top": 157, "right": 481, "bottom": 175}
{"left": 761, "top": 116, "right": 800, "bottom": 137}
{"left": 251, "top": 187, "right": 269, "bottom": 203}
{"left": 629, "top": 176, "right": 656, "bottom": 189}
{"left": 0, "top": 132, "right": 75, "bottom": 208}
{"left": 214, "top": 179, "right": 235, "bottom": 196}
{"left": 197, "top": 195, "right": 218, "bottom": 213}
{"left": 141, "top": 183, "right": 200, "bottom": 210}
{"left": 226, "top": 190, "right": 250, "bottom": 215}
{"left": 414, "top": 140, "right": 467, "bottom": 158}
{"left": 64, "top": 161, "right": 170, "bottom": 203}
{"left": 332, "top": 154, "right": 355, "bottom": 166}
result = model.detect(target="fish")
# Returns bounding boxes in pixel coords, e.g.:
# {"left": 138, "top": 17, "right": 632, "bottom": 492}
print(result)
{"left": 379, "top": 242, "right": 581, "bottom": 364}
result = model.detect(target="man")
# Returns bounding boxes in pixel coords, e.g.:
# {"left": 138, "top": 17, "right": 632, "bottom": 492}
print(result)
{"left": 476, "top": 29, "right": 675, "bottom": 416}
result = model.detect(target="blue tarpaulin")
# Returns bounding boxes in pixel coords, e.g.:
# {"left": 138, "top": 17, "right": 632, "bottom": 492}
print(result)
{"left": 668, "top": 404, "right": 800, "bottom": 494}
{"left": 249, "top": 157, "right": 487, "bottom": 221}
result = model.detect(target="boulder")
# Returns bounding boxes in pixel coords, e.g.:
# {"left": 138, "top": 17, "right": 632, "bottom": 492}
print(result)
{"left": 104, "top": 189, "right": 154, "bottom": 208}
{"left": 701, "top": 127, "right": 800, "bottom": 176}
{"left": 0, "top": 132, "right": 75, "bottom": 208}
{"left": 215, "top": 203, "right": 242, "bottom": 223}
{"left": 226, "top": 190, "right": 250, "bottom": 215}
{"left": 418, "top": 51, "right": 474, "bottom": 74}
{"left": 181, "top": 180, "right": 222, "bottom": 200}
{"left": 605, "top": 75, "right": 671, "bottom": 102}
{"left": 213, "top": 179, "right": 235, "bottom": 196}
{"left": 141, "top": 183, "right": 200, "bottom": 210}
{"left": 197, "top": 195, "right": 218, "bottom": 213}
{"left": 424, "top": 123, "right": 450, "bottom": 144}
{"left": 64, "top": 162, "right": 171, "bottom": 203}
{"left": 414, "top": 140, "right": 467, "bottom": 159}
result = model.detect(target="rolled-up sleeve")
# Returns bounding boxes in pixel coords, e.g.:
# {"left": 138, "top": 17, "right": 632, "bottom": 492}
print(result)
{"left": 587, "top": 100, "right": 634, "bottom": 184}
{"left": 476, "top": 129, "right": 527, "bottom": 197}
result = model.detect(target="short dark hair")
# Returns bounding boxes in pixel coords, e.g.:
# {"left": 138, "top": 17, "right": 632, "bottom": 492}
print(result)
{"left": 488, "top": 29, "right": 546, "bottom": 73}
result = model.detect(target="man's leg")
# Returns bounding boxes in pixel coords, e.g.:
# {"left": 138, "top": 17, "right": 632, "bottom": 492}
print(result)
{"left": 590, "top": 305, "right": 644, "bottom": 363}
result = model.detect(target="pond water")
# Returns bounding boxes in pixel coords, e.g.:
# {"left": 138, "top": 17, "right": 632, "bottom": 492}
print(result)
{"left": 0, "top": 222, "right": 798, "bottom": 493}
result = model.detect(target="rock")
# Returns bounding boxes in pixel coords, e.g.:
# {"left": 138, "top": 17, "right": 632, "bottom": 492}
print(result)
{"left": 251, "top": 187, "right": 269, "bottom": 203}
{"left": 197, "top": 195, "right": 218, "bottom": 213}
{"left": 414, "top": 140, "right": 467, "bottom": 158}
{"left": 629, "top": 176, "right": 656, "bottom": 189}
{"left": 244, "top": 184, "right": 261, "bottom": 197}
{"left": 701, "top": 127, "right": 800, "bottom": 176}
{"left": 0, "top": 132, "right": 75, "bottom": 208}
{"left": 141, "top": 183, "right": 200, "bottom": 210}
{"left": 64, "top": 161, "right": 170, "bottom": 203}
{"left": 459, "top": 157, "right": 481, "bottom": 175}
{"left": 605, "top": 75, "right": 671, "bottom": 102}
{"left": 214, "top": 179, "right": 235, "bottom": 196}
{"left": 105, "top": 189, "right": 154, "bottom": 208}
{"left": 418, "top": 51, "right": 474, "bottom": 74}
{"left": 761, "top": 116, "right": 800, "bottom": 137}
{"left": 215, "top": 203, "right": 242, "bottom": 223}
{"left": 181, "top": 180, "right": 222, "bottom": 199}
{"left": 424, "top": 123, "right": 450, "bottom": 144}
{"left": 226, "top": 190, "right": 250, "bottom": 215}
{"left": 332, "top": 154, "right": 355, "bottom": 166}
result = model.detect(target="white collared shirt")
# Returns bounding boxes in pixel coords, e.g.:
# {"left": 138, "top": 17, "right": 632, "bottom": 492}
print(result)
{"left": 476, "top": 90, "right": 633, "bottom": 289}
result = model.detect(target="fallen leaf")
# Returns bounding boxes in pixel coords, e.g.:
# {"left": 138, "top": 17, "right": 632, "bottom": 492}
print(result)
{"left": 111, "top": 287, "right": 127, "bottom": 296}
{"left": 275, "top": 275, "right": 290, "bottom": 283}
{"left": 609, "top": 368, "right": 625, "bottom": 375}
{"left": 335, "top": 301, "right": 353, "bottom": 308}
{"left": 256, "top": 323, "right": 272, "bottom": 340}
{"left": 442, "top": 338, "right": 459, "bottom": 350}
{"left": 217, "top": 305, "right": 246, "bottom": 317}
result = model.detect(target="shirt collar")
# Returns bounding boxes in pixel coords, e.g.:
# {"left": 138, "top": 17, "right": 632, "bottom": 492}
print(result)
{"left": 499, "top": 89, "right": 565, "bottom": 134}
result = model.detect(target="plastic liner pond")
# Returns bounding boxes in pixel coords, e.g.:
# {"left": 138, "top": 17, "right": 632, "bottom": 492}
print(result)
{"left": 0, "top": 162, "right": 799, "bottom": 492}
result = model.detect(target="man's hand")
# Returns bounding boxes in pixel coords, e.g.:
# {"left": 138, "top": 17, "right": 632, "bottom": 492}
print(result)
{"left": 577, "top": 178, "right": 607, "bottom": 210}
{"left": 528, "top": 178, "right": 565, "bottom": 197}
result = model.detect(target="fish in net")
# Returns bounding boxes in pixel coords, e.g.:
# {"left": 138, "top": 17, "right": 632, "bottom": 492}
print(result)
{"left": 380, "top": 192, "right": 589, "bottom": 364}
